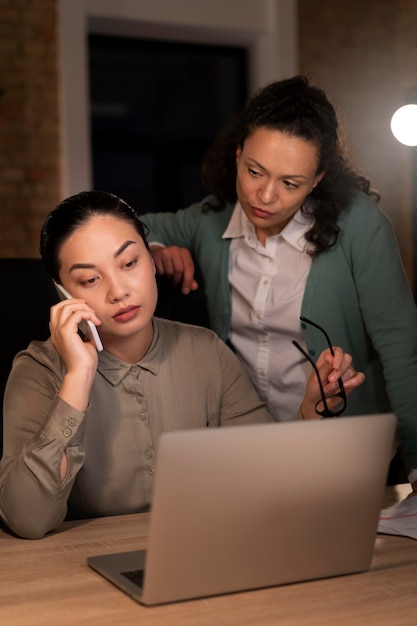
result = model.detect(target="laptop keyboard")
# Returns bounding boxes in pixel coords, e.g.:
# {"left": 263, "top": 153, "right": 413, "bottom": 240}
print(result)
{"left": 121, "top": 569, "right": 145, "bottom": 589}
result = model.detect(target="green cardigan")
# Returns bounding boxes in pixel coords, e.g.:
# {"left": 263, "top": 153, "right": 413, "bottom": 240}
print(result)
{"left": 143, "top": 192, "right": 417, "bottom": 471}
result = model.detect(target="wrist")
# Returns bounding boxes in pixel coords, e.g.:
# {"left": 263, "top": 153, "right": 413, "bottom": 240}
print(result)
{"left": 300, "top": 401, "right": 320, "bottom": 421}
{"left": 59, "top": 370, "right": 94, "bottom": 411}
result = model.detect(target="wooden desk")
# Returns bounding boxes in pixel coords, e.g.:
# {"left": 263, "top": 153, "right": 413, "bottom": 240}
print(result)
{"left": 1, "top": 484, "right": 416, "bottom": 626}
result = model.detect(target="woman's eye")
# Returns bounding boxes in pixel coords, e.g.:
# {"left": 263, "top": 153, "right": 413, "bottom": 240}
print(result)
{"left": 283, "top": 180, "right": 298, "bottom": 189}
{"left": 81, "top": 277, "right": 97, "bottom": 287}
{"left": 124, "top": 258, "right": 138, "bottom": 270}
{"left": 248, "top": 168, "right": 261, "bottom": 177}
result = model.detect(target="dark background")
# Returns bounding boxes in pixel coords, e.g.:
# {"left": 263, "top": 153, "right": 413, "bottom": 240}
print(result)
{"left": 88, "top": 34, "right": 248, "bottom": 214}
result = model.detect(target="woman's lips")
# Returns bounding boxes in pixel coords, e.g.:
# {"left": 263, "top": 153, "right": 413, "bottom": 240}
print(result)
{"left": 250, "top": 206, "right": 273, "bottom": 219}
{"left": 113, "top": 305, "right": 140, "bottom": 323}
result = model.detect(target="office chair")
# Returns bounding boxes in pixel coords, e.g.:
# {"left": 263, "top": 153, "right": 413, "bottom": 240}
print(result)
{"left": 0, "top": 258, "right": 57, "bottom": 456}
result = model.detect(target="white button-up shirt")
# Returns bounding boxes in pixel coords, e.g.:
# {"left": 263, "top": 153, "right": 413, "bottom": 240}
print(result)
{"left": 223, "top": 203, "right": 314, "bottom": 422}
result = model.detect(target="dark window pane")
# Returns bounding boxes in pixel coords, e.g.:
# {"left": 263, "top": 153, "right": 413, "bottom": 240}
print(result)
{"left": 88, "top": 34, "right": 248, "bottom": 213}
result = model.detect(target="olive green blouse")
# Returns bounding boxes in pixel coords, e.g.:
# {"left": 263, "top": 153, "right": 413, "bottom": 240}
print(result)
{"left": 0, "top": 317, "right": 274, "bottom": 539}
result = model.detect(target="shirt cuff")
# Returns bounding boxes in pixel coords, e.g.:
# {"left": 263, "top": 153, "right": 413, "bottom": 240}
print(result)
{"left": 40, "top": 395, "right": 86, "bottom": 446}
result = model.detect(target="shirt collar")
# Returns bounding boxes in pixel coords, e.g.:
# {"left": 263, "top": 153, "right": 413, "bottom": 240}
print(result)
{"left": 222, "top": 201, "right": 246, "bottom": 239}
{"left": 96, "top": 319, "right": 162, "bottom": 385}
{"left": 222, "top": 201, "right": 313, "bottom": 253}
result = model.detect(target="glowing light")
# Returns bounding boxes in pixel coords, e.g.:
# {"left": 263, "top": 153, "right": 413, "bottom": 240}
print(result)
{"left": 390, "top": 104, "right": 417, "bottom": 146}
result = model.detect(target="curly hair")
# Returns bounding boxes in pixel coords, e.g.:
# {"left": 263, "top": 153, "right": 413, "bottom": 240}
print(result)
{"left": 201, "top": 75, "right": 379, "bottom": 256}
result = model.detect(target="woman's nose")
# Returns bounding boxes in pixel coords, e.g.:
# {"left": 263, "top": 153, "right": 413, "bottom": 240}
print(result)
{"left": 258, "top": 180, "right": 277, "bottom": 204}
{"left": 108, "top": 282, "right": 130, "bottom": 303}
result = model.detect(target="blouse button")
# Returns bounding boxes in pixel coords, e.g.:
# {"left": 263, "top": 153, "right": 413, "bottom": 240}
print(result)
{"left": 68, "top": 418, "right": 77, "bottom": 427}
{"left": 147, "top": 467, "right": 155, "bottom": 476}
{"left": 138, "top": 412, "right": 146, "bottom": 421}
{"left": 145, "top": 450, "right": 152, "bottom": 459}
{"left": 63, "top": 428, "right": 72, "bottom": 438}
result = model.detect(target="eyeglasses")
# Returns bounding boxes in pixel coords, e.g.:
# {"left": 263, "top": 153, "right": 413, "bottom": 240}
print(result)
{"left": 292, "top": 316, "right": 347, "bottom": 418}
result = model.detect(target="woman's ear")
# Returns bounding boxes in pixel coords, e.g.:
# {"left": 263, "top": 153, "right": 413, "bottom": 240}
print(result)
{"left": 147, "top": 248, "right": 157, "bottom": 274}
{"left": 312, "top": 170, "right": 325, "bottom": 189}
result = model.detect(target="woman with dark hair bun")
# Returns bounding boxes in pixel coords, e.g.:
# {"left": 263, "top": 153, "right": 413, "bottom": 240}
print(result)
{"left": 0, "top": 190, "right": 362, "bottom": 538}
{"left": 142, "top": 75, "right": 417, "bottom": 490}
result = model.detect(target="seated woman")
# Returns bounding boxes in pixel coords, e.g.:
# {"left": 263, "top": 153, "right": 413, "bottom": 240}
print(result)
{"left": 0, "top": 191, "right": 364, "bottom": 539}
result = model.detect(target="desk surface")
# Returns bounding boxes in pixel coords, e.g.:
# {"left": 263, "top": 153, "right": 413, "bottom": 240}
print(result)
{"left": 1, "top": 484, "right": 416, "bottom": 626}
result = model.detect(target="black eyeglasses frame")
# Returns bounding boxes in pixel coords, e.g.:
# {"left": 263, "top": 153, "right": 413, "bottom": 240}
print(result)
{"left": 292, "top": 316, "right": 347, "bottom": 418}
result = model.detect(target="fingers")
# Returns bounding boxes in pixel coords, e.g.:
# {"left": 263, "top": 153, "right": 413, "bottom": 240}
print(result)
{"left": 52, "top": 299, "right": 101, "bottom": 329}
{"left": 181, "top": 261, "right": 198, "bottom": 295}
{"left": 303, "top": 346, "right": 365, "bottom": 419}
{"left": 318, "top": 347, "right": 365, "bottom": 394}
{"left": 320, "top": 346, "right": 349, "bottom": 382}
{"left": 50, "top": 299, "right": 101, "bottom": 359}
{"left": 342, "top": 369, "right": 366, "bottom": 390}
{"left": 150, "top": 245, "right": 198, "bottom": 294}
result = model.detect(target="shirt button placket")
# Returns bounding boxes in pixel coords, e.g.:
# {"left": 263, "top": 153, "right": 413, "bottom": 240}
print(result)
{"left": 136, "top": 393, "right": 147, "bottom": 421}
{"left": 133, "top": 385, "right": 154, "bottom": 481}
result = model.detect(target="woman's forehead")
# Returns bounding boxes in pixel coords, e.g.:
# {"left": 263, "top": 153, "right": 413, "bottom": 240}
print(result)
{"left": 60, "top": 215, "right": 143, "bottom": 259}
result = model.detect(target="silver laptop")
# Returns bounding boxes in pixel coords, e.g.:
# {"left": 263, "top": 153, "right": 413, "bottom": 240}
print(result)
{"left": 87, "top": 413, "right": 396, "bottom": 606}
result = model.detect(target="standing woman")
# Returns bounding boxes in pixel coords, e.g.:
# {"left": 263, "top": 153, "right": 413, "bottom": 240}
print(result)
{"left": 142, "top": 75, "right": 417, "bottom": 489}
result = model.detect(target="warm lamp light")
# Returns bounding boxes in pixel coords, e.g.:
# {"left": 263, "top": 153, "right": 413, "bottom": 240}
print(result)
{"left": 390, "top": 93, "right": 417, "bottom": 301}
{"left": 390, "top": 104, "right": 417, "bottom": 146}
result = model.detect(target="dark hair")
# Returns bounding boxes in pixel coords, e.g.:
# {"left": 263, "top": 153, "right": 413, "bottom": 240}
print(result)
{"left": 40, "top": 190, "right": 150, "bottom": 282}
{"left": 201, "top": 75, "right": 379, "bottom": 255}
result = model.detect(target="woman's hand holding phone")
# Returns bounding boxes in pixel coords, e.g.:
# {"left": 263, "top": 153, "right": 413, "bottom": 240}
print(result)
{"left": 50, "top": 284, "right": 103, "bottom": 413}
{"left": 54, "top": 283, "right": 103, "bottom": 351}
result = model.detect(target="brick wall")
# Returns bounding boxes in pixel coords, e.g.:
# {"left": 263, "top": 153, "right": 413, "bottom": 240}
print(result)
{"left": 1, "top": 0, "right": 417, "bottom": 285}
{"left": 0, "top": 0, "right": 60, "bottom": 257}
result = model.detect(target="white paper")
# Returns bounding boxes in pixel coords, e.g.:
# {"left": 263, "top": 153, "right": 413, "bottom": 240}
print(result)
{"left": 378, "top": 495, "right": 417, "bottom": 540}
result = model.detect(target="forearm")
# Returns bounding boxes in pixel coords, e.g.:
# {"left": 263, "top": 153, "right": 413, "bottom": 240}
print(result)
{"left": 142, "top": 201, "right": 204, "bottom": 250}
{"left": 0, "top": 396, "right": 87, "bottom": 539}
{"left": 59, "top": 369, "right": 94, "bottom": 412}
{"left": 0, "top": 444, "right": 77, "bottom": 539}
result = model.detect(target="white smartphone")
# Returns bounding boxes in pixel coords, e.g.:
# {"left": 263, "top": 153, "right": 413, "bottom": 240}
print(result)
{"left": 54, "top": 282, "right": 103, "bottom": 352}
